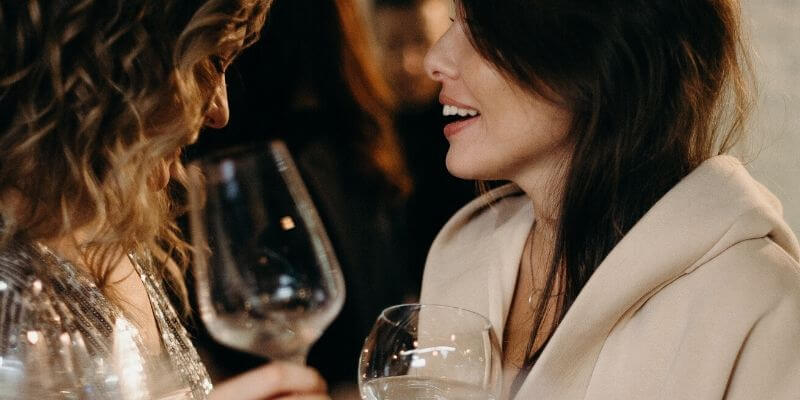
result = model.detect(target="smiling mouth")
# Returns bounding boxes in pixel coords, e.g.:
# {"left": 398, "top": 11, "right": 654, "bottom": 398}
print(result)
{"left": 442, "top": 104, "right": 480, "bottom": 125}
{"left": 441, "top": 104, "right": 481, "bottom": 138}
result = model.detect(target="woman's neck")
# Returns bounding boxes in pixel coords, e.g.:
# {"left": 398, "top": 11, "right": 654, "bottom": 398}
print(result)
{"left": 515, "top": 171, "right": 567, "bottom": 239}
{"left": 510, "top": 138, "right": 571, "bottom": 229}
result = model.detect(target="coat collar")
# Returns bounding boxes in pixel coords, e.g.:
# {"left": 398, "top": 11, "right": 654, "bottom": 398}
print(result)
{"left": 422, "top": 183, "right": 532, "bottom": 343}
{"left": 423, "top": 156, "right": 799, "bottom": 398}
{"left": 487, "top": 189, "right": 534, "bottom": 345}
{"left": 519, "top": 155, "right": 799, "bottom": 397}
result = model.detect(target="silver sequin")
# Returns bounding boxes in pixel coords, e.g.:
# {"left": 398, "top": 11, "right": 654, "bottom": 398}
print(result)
{"left": 0, "top": 240, "right": 212, "bottom": 399}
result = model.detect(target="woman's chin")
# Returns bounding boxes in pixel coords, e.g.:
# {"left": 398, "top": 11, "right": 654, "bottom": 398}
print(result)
{"left": 446, "top": 153, "right": 489, "bottom": 181}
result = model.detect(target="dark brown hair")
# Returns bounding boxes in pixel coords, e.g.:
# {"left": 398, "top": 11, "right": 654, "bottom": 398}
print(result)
{"left": 457, "top": 0, "right": 753, "bottom": 390}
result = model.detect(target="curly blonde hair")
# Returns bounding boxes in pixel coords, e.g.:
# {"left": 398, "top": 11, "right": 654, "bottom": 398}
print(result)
{"left": 0, "top": 0, "right": 270, "bottom": 310}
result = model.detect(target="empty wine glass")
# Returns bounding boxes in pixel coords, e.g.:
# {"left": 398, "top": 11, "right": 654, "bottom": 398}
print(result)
{"left": 187, "top": 140, "right": 345, "bottom": 363}
{"left": 359, "top": 304, "right": 502, "bottom": 400}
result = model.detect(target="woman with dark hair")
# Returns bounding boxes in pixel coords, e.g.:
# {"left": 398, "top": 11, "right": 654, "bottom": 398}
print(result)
{"left": 0, "top": 0, "right": 328, "bottom": 398}
{"left": 421, "top": 0, "right": 800, "bottom": 398}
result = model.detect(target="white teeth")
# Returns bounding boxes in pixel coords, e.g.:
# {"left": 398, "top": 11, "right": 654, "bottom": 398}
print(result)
{"left": 443, "top": 104, "right": 479, "bottom": 117}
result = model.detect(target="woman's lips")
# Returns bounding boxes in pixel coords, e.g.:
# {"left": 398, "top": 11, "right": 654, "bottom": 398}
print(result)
{"left": 444, "top": 115, "right": 480, "bottom": 138}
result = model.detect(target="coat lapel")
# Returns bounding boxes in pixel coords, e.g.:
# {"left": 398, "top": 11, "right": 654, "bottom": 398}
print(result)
{"left": 487, "top": 195, "right": 535, "bottom": 345}
{"left": 422, "top": 185, "right": 533, "bottom": 343}
{"left": 516, "top": 156, "right": 799, "bottom": 398}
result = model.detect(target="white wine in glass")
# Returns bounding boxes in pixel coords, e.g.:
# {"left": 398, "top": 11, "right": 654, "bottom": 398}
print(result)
{"left": 359, "top": 304, "right": 502, "bottom": 400}
{"left": 188, "top": 140, "right": 345, "bottom": 363}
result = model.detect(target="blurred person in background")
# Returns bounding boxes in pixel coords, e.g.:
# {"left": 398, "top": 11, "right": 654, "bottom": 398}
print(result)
{"left": 187, "top": 0, "right": 416, "bottom": 395}
{"left": 373, "top": 0, "right": 443, "bottom": 109}
{"left": 0, "top": 0, "right": 331, "bottom": 399}
{"left": 372, "top": 0, "right": 475, "bottom": 282}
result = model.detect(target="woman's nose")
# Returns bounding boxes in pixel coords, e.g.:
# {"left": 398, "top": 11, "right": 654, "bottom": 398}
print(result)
{"left": 424, "top": 25, "right": 459, "bottom": 83}
{"left": 204, "top": 75, "right": 230, "bottom": 129}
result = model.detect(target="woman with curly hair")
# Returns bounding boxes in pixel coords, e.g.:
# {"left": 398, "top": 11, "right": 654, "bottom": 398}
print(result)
{"left": 421, "top": 0, "right": 800, "bottom": 398}
{"left": 0, "top": 0, "right": 328, "bottom": 399}
{"left": 186, "top": 0, "right": 418, "bottom": 392}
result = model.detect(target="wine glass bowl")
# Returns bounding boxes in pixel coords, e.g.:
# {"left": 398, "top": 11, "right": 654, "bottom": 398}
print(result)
{"left": 359, "top": 304, "right": 502, "bottom": 400}
{"left": 188, "top": 140, "right": 345, "bottom": 363}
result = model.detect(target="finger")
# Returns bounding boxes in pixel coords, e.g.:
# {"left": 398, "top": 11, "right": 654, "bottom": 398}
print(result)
{"left": 209, "top": 362, "right": 328, "bottom": 400}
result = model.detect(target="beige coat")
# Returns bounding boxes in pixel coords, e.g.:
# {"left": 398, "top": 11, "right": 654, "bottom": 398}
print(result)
{"left": 421, "top": 156, "right": 800, "bottom": 399}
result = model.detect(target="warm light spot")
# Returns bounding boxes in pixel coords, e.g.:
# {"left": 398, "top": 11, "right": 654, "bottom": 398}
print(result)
{"left": 280, "top": 216, "right": 296, "bottom": 231}
{"left": 26, "top": 331, "right": 40, "bottom": 344}
{"left": 32, "top": 280, "right": 42, "bottom": 295}
{"left": 411, "top": 357, "right": 427, "bottom": 368}
{"left": 400, "top": 346, "right": 455, "bottom": 357}
{"left": 220, "top": 160, "right": 236, "bottom": 181}
{"left": 0, "top": 281, "right": 7, "bottom": 291}
{"left": 450, "top": 334, "right": 456, "bottom": 342}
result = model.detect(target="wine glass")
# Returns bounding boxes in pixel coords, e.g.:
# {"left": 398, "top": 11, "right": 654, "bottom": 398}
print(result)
{"left": 359, "top": 304, "right": 502, "bottom": 400}
{"left": 187, "top": 140, "right": 345, "bottom": 363}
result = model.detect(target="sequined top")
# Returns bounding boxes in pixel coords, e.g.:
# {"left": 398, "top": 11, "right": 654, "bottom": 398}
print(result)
{"left": 0, "top": 239, "right": 212, "bottom": 399}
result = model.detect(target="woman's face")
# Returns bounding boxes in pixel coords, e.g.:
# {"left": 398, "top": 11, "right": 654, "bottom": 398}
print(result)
{"left": 151, "top": 34, "right": 242, "bottom": 191}
{"left": 423, "top": 11, "right": 573, "bottom": 184}
{"left": 194, "top": 32, "right": 246, "bottom": 138}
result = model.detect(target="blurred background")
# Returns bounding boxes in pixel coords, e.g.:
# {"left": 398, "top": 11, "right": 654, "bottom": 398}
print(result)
{"left": 739, "top": 0, "right": 800, "bottom": 239}
{"left": 185, "top": 0, "right": 800, "bottom": 398}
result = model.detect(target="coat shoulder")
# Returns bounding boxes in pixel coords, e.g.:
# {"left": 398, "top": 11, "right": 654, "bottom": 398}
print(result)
{"left": 704, "top": 237, "right": 800, "bottom": 309}
{"left": 422, "top": 184, "right": 531, "bottom": 295}
{"left": 429, "top": 184, "right": 529, "bottom": 250}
